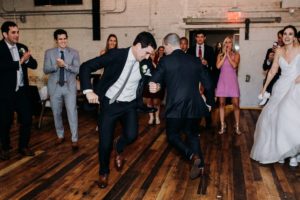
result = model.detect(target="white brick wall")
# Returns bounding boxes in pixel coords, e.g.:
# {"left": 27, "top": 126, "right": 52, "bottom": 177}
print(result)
{"left": 1, "top": 0, "right": 300, "bottom": 107}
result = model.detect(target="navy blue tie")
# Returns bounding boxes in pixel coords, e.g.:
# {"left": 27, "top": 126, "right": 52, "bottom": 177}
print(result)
{"left": 59, "top": 51, "right": 65, "bottom": 86}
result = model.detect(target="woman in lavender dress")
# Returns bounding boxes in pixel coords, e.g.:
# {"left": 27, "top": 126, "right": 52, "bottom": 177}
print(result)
{"left": 215, "top": 36, "right": 241, "bottom": 135}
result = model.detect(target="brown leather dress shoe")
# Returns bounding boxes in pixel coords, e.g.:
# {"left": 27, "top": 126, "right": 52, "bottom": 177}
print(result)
{"left": 0, "top": 150, "right": 10, "bottom": 160}
{"left": 18, "top": 148, "right": 35, "bottom": 157}
{"left": 56, "top": 137, "right": 65, "bottom": 145}
{"left": 98, "top": 174, "right": 108, "bottom": 188}
{"left": 71, "top": 142, "right": 79, "bottom": 151}
{"left": 190, "top": 154, "right": 202, "bottom": 179}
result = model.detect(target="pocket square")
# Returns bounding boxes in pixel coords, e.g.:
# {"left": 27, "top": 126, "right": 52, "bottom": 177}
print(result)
{"left": 144, "top": 69, "right": 152, "bottom": 76}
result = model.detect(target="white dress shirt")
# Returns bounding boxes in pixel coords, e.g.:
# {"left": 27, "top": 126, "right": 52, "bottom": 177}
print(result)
{"left": 105, "top": 47, "right": 141, "bottom": 102}
{"left": 6, "top": 41, "right": 23, "bottom": 91}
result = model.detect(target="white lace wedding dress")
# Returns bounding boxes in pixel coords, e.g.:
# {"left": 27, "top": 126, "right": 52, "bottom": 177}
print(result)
{"left": 250, "top": 54, "right": 300, "bottom": 164}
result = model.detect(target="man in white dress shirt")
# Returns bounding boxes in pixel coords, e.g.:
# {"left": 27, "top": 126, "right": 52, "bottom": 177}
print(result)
{"left": 80, "top": 31, "right": 157, "bottom": 188}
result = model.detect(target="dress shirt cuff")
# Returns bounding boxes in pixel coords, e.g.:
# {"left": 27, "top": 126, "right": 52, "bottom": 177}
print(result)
{"left": 83, "top": 89, "right": 93, "bottom": 95}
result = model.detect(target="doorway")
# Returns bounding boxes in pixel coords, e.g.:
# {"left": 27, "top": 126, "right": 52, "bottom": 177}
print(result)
{"left": 188, "top": 29, "right": 240, "bottom": 52}
{"left": 187, "top": 29, "right": 240, "bottom": 106}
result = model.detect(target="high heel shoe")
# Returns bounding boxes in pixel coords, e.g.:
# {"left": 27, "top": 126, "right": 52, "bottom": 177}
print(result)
{"left": 155, "top": 118, "right": 160, "bottom": 125}
{"left": 218, "top": 123, "right": 226, "bottom": 135}
{"left": 289, "top": 156, "right": 298, "bottom": 167}
{"left": 148, "top": 116, "right": 154, "bottom": 124}
{"left": 235, "top": 123, "right": 242, "bottom": 135}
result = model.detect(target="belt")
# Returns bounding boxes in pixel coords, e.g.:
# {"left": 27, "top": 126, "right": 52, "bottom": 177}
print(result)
{"left": 56, "top": 81, "right": 67, "bottom": 84}
{"left": 104, "top": 96, "right": 131, "bottom": 104}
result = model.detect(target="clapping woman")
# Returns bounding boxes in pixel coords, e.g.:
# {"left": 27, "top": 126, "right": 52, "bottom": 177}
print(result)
{"left": 215, "top": 36, "right": 241, "bottom": 135}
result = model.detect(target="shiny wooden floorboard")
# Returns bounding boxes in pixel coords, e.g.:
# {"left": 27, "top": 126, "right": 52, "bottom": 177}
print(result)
{"left": 0, "top": 108, "right": 300, "bottom": 200}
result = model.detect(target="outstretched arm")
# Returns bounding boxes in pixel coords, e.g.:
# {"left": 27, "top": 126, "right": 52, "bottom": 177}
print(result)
{"left": 260, "top": 49, "right": 280, "bottom": 94}
{"left": 149, "top": 59, "right": 165, "bottom": 93}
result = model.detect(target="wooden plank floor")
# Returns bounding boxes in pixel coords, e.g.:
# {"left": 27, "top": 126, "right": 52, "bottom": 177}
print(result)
{"left": 1, "top": 107, "right": 300, "bottom": 200}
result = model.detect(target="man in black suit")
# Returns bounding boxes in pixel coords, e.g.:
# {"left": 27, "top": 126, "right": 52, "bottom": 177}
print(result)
{"left": 149, "top": 33, "right": 214, "bottom": 179}
{"left": 80, "top": 32, "right": 157, "bottom": 188}
{"left": 0, "top": 21, "right": 37, "bottom": 160}
{"left": 187, "top": 30, "right": 215, "bottom": 129}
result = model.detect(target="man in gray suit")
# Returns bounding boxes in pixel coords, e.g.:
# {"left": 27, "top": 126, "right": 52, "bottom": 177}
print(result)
{"left": 43, "top": 29, "right": 80, "bottom": 150}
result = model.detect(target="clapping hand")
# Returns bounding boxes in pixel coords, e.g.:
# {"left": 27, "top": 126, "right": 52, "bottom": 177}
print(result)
{"left": 20, "top": 51, "right": 31, "bottom": 64}
{"left": 225, "top": 47, "right": 230, "bottom": 57}
{"left": 201, "top": 59, "right": 208, "bottom": 65}
{"left": 56, "top": 58, "right": 65, "bottom": 68}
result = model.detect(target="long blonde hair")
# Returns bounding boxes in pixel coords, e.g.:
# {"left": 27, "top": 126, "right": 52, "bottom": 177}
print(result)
{"left": 220, "top": 36, "right": 234, "bottom": 56}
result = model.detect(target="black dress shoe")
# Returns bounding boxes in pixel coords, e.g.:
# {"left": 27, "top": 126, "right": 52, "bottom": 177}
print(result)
{"left": 137, "top": 105, "right": 157, "bottom": 113}
{"left": 0, "top": 150, "right": 10, "bottom": 160}
{"left": 98, "top": 174, "right": 108, "bottom": 188}
{"left": 18, "top": 148, "right": 35, "bottom": 157}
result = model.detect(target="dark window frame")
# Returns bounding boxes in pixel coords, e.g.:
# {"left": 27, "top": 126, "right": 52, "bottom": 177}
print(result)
{"left": 34, "top": 0, "right": 83, "bottom": 6}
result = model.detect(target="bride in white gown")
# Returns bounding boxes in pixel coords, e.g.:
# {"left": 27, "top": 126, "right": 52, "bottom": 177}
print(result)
{"left": 250, "top": 25, "right": 300, "bottom": 165}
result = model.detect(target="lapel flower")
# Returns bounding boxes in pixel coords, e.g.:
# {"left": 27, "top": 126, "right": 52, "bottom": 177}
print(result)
{"left": 141, "top": 64, "right": 148, "bottom": 74}
{"left": 141, "top": 64, "right": 152, "bottom": 76}
{"left": 19, "top": 48, "right": 26, "bottom": 56}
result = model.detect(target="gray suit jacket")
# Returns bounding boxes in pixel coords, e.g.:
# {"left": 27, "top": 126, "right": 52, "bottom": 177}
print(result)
{"left": 43, "top": 47, "right": 80, "bottom": 96}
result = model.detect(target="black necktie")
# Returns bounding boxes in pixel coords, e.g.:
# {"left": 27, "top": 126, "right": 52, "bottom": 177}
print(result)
{"left": 59, "top": 51, "right": 65, "bottom": 86}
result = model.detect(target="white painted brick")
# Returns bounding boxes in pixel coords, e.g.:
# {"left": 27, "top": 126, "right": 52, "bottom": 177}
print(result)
{"left": 0, "top": 0, "right": 300, "bottom": 106}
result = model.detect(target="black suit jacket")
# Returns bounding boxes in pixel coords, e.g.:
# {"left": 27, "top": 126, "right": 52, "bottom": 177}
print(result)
{"left": 187, "top": 44, "right": 215, "bottom": 71}
{"left": 150, "top": 49, "right": 214, "bottom": 118}
{"left": 0, "top": 39, "right": 37, "bottom": 100}
{"left": 79, "top": 48, "right": 151, "bottom": 106}
{"left": 263, "top": 47, "right": 281, "bottom": 75}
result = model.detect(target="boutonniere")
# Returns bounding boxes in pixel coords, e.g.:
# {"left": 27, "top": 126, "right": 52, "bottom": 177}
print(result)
{"left": 19, "top": 48, "right": 26, "bottom": 56}
{"left": 141, "top": 65, "right": 148, "bottom": 73}
{"left": 141, "top": 64, "right": 151, "bottom": 76}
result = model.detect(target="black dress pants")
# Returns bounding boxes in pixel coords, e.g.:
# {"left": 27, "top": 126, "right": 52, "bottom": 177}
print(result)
{"left": 0, "top": 86, "right": 32, "bottom": 151}
{"left": 166, "top": 118, "right": 204, "bottom": 167}
{"left": 98, "top": 97, "right": 138, "bottom": 175}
